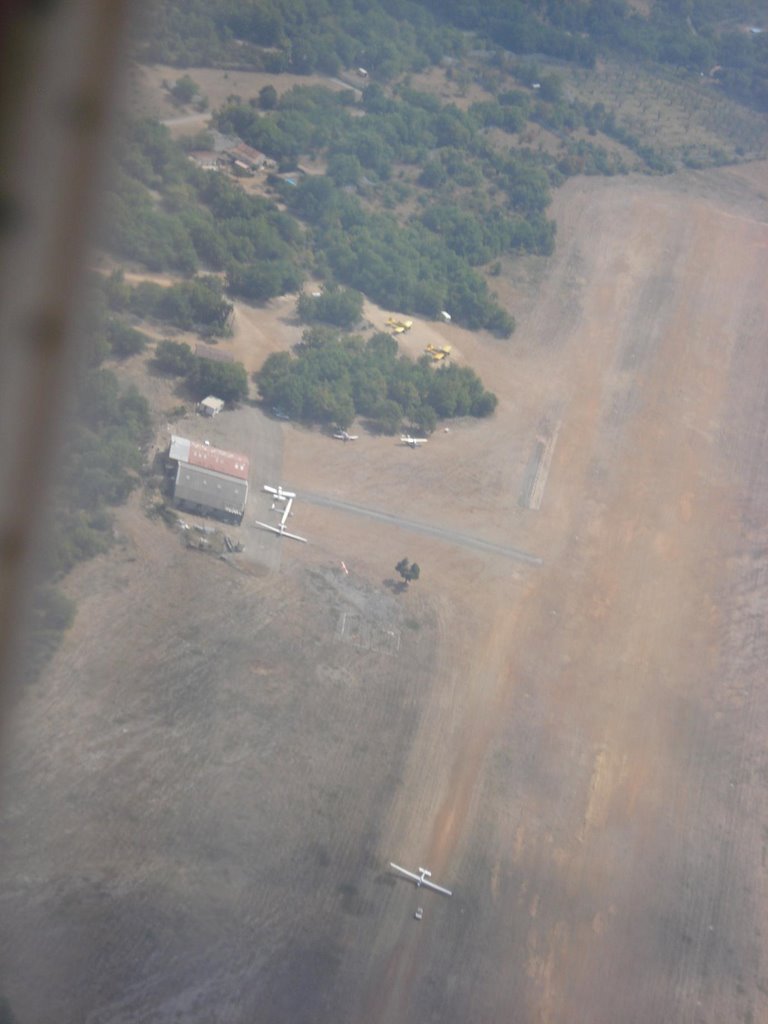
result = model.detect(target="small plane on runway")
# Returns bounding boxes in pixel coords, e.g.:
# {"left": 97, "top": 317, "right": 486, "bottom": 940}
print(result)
{"left": 400, "top": 435, "right": 428, "bottom": 448}
{"left": 333, "top": 430, "right": 359, "bottom": 442}
{"left": 256, "top": 486, "right": 307, "bottom": 543}
{"left": 390, "top": 862, "right": 452, "bottom": 897}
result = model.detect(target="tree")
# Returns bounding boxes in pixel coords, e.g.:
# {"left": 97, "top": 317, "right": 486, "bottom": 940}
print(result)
{"left": 169, "top": 74, "right": 199, "bottom": 106}
{"left": 227, "top": 260, "right": 302, "bottom": 302}
{"left": 259, "top": 84, "right": 278, "bottom": 110}
{"left": 297, "top": 286, "right": 364, "bottom": 329}
{"left": 327, "top": 152, "right": 363, "bottom": 186}
{"left": 395, "top": 558, "right": 420, "bottom": 586}
{"left": 190, "top": 358, "right": 249, "bottom": 404}
{"left": 108, "top": 320, "right": 149, "bottom": 358}
{"left": 154, "top": 339, "right": 196, "bottom": 376}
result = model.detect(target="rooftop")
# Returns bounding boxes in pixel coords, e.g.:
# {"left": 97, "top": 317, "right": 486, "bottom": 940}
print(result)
{"left": 169, "top": 435, "right": 249, "bottom": 481}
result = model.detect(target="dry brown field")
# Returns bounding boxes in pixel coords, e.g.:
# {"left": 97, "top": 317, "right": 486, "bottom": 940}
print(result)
{"left": 1, "top": 161, "right": 768, "bottom": 1024}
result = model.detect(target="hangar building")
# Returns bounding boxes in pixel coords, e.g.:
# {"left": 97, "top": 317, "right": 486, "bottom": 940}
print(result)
{"left": 168, "top": 435, "right": 249, "bottom": 523}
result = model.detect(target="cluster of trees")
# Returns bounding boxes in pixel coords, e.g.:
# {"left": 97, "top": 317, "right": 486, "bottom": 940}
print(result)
{"left": 23, "top": 294, "right": 154, "bottom": 681}
{"left": 104, "top": 88, "right": 580, "bottom": 338}
{"left": 527, "top": 89, "right": 673, "bottom": 174}
{"left": 214, "top": 82, "right": 562, "bottom": 330}
{"left": 103, "top": 119, "right": 307, "bottom": 303}
{"left": 154, "top": 340, "right": 250, "bottom": 403}
{"left": 582, "top": 102, "right": 675, "bottom": 173}
{"left": 137, "top": 1, "right": 765, "bottom": 131}
{"left": 254, "top": 327, "right": 497, "bottom": 434}
{"left": 217, "top": 81, "right": 558, "bottom": 223}
{"left": 105, "top": 95, "right": 541, "bottom": 333}
{"left": 420, "top": 199, "right": 554, "bottom": 266}
{"left": 113, "top": 1, "right": 766, "bottom": 364}
{"left": 580, "top": 0, "right": 767, "bottom": 111}
{"left": 106, "top": 319, "right": 151, "bottom": 358}
{"left": 101, "top": 269, "right": 233, "bottom": 336}
{"left": 136, "top": 0, "right": 465, "bottom": 79}
{"left": 296, "top": 286, "right": 364, "bottom": 329}
{"left": 427, "top": 0, "right": 767, "bottom": 111}
{"left": 422, "top": 0, "right": 597, "bottom": 67}
{"left": 286, "top": 177, "right": 517, "bottom": 334}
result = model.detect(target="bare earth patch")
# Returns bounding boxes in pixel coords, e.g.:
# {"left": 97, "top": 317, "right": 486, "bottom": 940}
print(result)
{"left": 1, "top": 162, "right": 768, "bottom": 1024}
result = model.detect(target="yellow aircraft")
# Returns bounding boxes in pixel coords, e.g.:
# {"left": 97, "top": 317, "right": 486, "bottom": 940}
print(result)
{"left": 424, "top": 343, "right": 451, "bottom": 362}
{"left": 387, "top": 316, "right": 413, "bottom": 334}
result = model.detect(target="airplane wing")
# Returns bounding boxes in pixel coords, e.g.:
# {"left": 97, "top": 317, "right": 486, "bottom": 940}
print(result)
{"left": 390, "top": 862, "right": 421, "bottom": 883}
{"left": 255, "top": 521, "right": 308, "bottom": 543}
{"left": 263, "top": 485, "right": 296, "bottom": 498}
{"left": 255, "top": 519, "right": 281, "bottom": 534}
{"left": 281, "top": 529, "right": 308, "bottom": 543}
{"left": 390, "top": 862, "right": 452, "bottom": 896}
{"left": 421, "top": 878, "right": 452, "bottom": 897}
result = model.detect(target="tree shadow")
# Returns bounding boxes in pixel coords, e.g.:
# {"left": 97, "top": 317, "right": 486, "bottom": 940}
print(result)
{"left": 383, "top": 578, "right": 408, "bottom": 594}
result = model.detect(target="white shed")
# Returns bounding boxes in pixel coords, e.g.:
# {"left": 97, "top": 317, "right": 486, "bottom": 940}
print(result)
{"left": 198, "top": 396, "right": 225, "bottom": 417}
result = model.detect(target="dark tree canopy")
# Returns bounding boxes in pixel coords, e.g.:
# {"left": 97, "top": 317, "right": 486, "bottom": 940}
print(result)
{"left": 254, "top": 328, "right": 496, "bottom": 434}
{"left": 395, "top": 558, "right": 421, "bottom": 584}
{"left": 297, "top": 287, "right": 364, "bottom": 329}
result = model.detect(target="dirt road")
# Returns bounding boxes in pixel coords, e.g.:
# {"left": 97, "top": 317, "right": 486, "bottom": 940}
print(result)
{"left": 1, "top": 164, "right": 767, "bottom": 1023}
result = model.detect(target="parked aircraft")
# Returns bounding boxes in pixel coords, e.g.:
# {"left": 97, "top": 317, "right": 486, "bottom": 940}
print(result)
{"left": 400, "top": 435, "right": 428, "bottom": 448}
{"left": 333, "top": 430, "right": 359, "bottom": 442}
{"left": 387, "top": 316, "right": 413, "bottom": 334}
{"left": 389, "top": 862, "right": 452, "bottom": 897}
{"left": 256, "top": 486, "right": 307, "bottom": 543}
{"left": 424, "top": 343, "right": 452, "bottom": 362}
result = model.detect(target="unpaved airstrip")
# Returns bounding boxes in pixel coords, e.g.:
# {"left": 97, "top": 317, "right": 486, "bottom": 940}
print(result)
{"left": 1, "top": 163, "right": 768, "bottom": 1024}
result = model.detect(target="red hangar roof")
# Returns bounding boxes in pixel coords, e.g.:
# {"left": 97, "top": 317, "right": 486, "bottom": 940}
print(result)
{"left": 169, "top": 435, "right": 249, "bottom": 481}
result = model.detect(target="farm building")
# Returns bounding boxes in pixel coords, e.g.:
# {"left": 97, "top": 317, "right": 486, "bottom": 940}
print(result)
{"left": 227, "top": 141, "right": 268, "bottom": 171}
{"left": 168, "top": 435, "right": 249, "bottom": 523}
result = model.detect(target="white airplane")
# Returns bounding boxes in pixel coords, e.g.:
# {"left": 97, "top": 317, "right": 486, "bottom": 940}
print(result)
{"left": 400, "top": 435, "right": 428, "bottom": 448}
{"left": 389, "top": 862, "right": 452, "bottom": 897}
{"left": 333, "top": 430, "right": 359, "bottom": 442}
{"left": 263, "top": 484, "right": 296, "bottom": 503}
{"left": 256, "top": 488, "right": 307, "bottom": 543}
